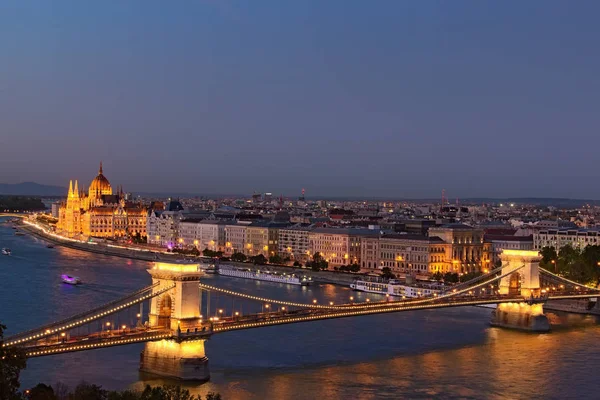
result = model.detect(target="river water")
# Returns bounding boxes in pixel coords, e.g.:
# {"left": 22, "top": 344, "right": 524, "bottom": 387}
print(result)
{"left": 2, "top": 221, "right": 600, "bottom": 399}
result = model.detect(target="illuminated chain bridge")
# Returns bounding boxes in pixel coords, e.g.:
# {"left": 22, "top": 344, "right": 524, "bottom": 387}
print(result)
{"left": 2, "top": 250, "right": 599, "bottom": 381}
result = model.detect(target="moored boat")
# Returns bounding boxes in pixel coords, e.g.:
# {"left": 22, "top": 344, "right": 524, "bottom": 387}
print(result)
{"left": 218, "top": 265, "right": 312, "bottom": 286}
{"left": 2, "top": 248, "right": 11, "bottom": 256}
{"left": 350, "top": 278, "right": 444, "bottom": 298}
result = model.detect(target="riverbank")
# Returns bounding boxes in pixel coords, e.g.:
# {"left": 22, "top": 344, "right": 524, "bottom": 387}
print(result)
{"left": 17, "top": 221, "right": 359, "bottom": 286}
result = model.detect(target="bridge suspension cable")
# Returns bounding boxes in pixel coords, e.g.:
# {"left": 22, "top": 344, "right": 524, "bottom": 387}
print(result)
{"left": 199, "top": 282, "right": 349, "bottom": 309}
{"left": 539, "top": 268, "right": 600, "bottom": 292}
{"left": 199, "top": 266, "right": 523, "bottom": 312}
{"left": 441, "top": 264, "right": 505, "bottom": 294}
{"left": 423, "top": 264, "right": 526, "bottom": 303}
{"left": 4, "top": 283, "right": 174, "bottom": 347}
{"left": 4, "top": 282, "right": 159, "bottom": 344}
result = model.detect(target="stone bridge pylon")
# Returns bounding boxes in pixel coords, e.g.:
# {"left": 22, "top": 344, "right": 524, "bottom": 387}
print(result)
{"left": 139, "top": 262, "right": 210, "bottom": 381}
{"left": 491, "top": 250, "right": 550, "bottom": 332}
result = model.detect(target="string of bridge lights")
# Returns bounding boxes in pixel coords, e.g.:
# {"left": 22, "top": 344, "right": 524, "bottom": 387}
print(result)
{"left": 212, "top": 297, "right": 524, "bottom": 333}
{"left": 5, "top": 282, "right": 160, "bottom": 344}
{"left": 4, "top": 284, "right": 175, "bottom": 347}
{"left": 25, "top": 333, "right": 172, "bottom": 358}
{"left": 539, "top": 269, "right": 599, "bottom": 291}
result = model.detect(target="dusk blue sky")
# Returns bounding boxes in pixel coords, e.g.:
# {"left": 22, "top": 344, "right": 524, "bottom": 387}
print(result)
{"left": 1, "top": 1, "right": 599, "bottom": 199}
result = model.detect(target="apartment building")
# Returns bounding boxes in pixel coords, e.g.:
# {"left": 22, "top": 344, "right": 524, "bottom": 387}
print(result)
{"left": 146, "top": 210, "right": 183, "bottom": 247}
{"left": 245, "top": 222, "right": 270, "bottom": 257}
{"left": 534, "top": 228, "right": 600, "bottom": 250}
{"left": 224, "top": 223, "right": 249, "bottom": 255}
{"left": 309, "top": 228, "right": 376, "bottom": 267}
{"left": 279, "top": 226, "right": 313, "bottom": 263}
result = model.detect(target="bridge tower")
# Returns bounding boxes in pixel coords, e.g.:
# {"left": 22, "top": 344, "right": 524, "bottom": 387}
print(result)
{"left": 491, "top": 250, "right": 550, "bottom": 332}
{"left": 139, "top": 262, "right": 210, "bottom": 381}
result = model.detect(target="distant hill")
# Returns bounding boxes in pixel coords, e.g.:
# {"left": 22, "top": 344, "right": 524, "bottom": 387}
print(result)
{"left": 0, "top": 182, "right": 66, "bottom": 196}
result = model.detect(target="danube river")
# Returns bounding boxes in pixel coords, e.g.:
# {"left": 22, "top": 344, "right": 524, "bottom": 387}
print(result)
{"left": 2, "top": 221, "right": 600, "bottom": 399}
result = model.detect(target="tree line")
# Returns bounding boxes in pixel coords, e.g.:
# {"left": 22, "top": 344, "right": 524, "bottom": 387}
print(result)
{"left": 539, "top": 244, "right": 600, "bottom": 286}
{"left": 0, "top": 196, "right": 46, "bottom": 212}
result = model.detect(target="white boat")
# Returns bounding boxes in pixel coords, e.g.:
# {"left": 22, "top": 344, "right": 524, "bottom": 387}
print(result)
{"left": 350, "top": 278, "right": 444, "bottom": 298}
{"left": 2, "top": 248, "right": 11, "bottom": 256}
{"left": 199, "top": 261, "right": 217, "bottom": 274}
{"left": 61, "top": 274, "right": 82, "bottom": 285}
{"left": 218, "top": 265, "right": 312, "bottom": 286}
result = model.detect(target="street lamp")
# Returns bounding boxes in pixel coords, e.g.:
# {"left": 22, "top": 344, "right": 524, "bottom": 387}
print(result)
{"left": 551, "top": 259, "right": 557, "bottom": 273}
{"left": 313, "top": 299, "right": 317, "bottom": 304}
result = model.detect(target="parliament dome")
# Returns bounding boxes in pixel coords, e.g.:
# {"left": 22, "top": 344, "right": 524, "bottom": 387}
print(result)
{"left": 89, "top": 162, "right": 112, "bottom": 197}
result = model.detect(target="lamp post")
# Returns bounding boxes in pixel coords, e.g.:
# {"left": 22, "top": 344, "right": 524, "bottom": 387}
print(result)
{"left": 551, "top": 259, "right": 557, "bottom": 273}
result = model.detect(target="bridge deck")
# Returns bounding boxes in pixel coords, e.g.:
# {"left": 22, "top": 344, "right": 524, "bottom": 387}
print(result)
{"left": 24, "top": 327, "right": 212, "bottom": 358}
{"left": 17, "top": 291, "right": 598, "bottom": 358}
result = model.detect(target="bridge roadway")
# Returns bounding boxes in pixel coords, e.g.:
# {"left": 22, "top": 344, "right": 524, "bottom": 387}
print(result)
{"left": 20, "top": 290, "right": 598, "bottom": 358}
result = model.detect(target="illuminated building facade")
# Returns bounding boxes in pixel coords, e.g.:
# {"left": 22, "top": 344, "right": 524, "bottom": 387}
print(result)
{"left": 56, "top": 163, "right": 147, "bottom": 238}
{"left": 428, "top": 224, "right": 485, "bottom": 273}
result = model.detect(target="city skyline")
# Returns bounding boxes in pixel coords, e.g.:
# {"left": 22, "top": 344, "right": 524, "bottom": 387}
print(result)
{"left": 2, "top": 1, "right": 600, "bottom": 198}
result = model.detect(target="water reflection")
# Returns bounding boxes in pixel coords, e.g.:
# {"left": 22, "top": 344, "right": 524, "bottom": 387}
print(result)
{"left": 2, "top": 223, "right": 600, "bottom": 399}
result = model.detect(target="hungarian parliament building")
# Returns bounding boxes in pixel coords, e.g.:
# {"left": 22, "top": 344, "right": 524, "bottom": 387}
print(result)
{"left": 56, "top": 163, "right": 147, "bottom": 238}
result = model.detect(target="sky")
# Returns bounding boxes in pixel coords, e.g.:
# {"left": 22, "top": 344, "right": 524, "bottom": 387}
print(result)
{"left": 1, "top": 1, "right": 599, "bottom": 199}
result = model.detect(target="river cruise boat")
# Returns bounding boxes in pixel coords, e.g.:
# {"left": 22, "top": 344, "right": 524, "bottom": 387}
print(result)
{"left": 61, "top": 274, "right": 82, "bottom": 285}
{"left": 14, "top": 231, "right": 25, "bottom": 236}
{"left": 350, "top": 278, "right": 444, "bottom": 298}
{"left": 2, "top": 248, "right": 11, "bottom": 255}
{"left": 218, "top": 265, "right": 312, "bottom": 286}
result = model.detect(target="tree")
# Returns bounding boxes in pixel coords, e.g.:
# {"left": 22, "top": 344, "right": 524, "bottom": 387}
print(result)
{"left": 306, "top": 252, "right": 328, "bottom": 271}
{"left": 443, "top": 272, "right": 459, "bottom": 283}
{"left": 137, "top": 385, "right": 201, "bottom": 400}
{"left": 349, "top": 263, "right": 360, "bottom": 273}
{"left": 431, "top": 272, "right": 443, "bottom": 281}
{"left": 203, "top": 248, "right": 224, "bottom": 258}
{"left": 250, "top": 254, "right": 267, "bottom": 265}
{"left": 26, "top": 383, "right": 56, "bottom": 400}
{"left": 231, "top": 252, "right": 247, "bottom": 262}
{"left": 539, "top": 246, "right": 558, "bottom": 270}
{"left": 69, "top": 382, "right": 107, "bottom": 400}
{"left": 0, "top": 323, "right": 27, "bottom": 400}
{"left": 293, "top": 261, "right": 301, "bottom": 267}
{"left": 268, "top": 254, "right": 283, "bottom": 264}
{"left": 380, "top": 267, "right": 396, "bottom": 280}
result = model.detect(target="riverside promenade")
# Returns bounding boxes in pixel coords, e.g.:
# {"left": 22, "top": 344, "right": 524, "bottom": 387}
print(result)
{"left": 17, "top": 220, "right": 358, "bottom": 286}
